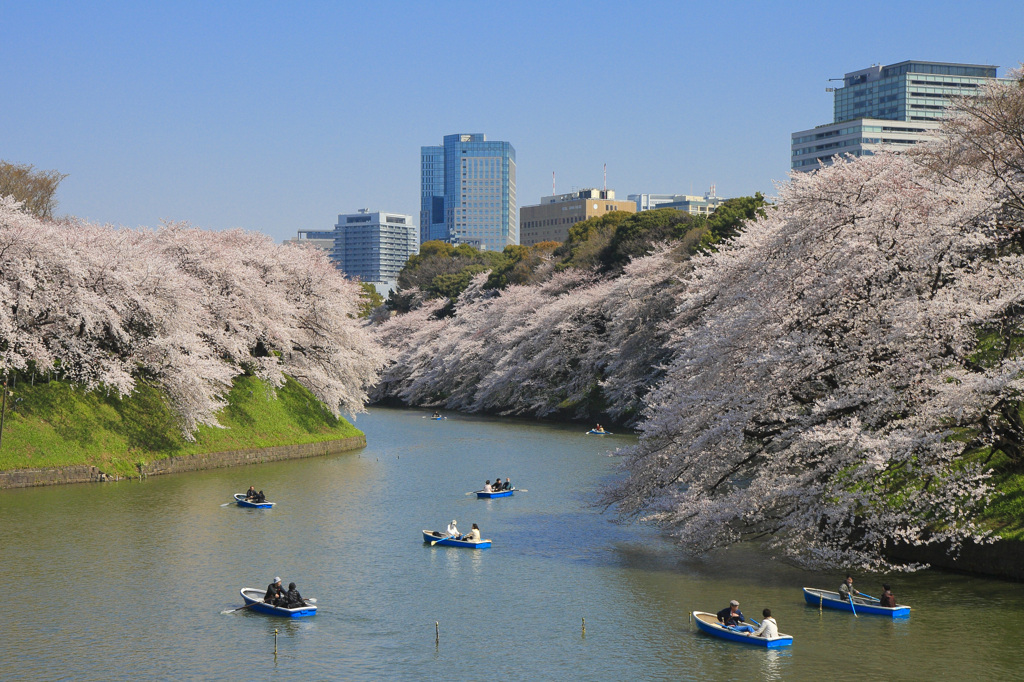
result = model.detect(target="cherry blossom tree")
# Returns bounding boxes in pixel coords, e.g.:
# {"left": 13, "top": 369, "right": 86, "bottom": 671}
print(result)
{"left": 0, "top": 199, "right": 384, "bottom": 439}
{"left": 605, "top": 82, "right": 1024, "bottom": 568}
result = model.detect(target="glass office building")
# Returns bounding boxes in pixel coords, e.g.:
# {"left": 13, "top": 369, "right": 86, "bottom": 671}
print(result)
{"left": 792, "top": 60, "right": 1003, "bottom": 172}
{"left": 420, "top": 133, "right": 517, "bottom": 250}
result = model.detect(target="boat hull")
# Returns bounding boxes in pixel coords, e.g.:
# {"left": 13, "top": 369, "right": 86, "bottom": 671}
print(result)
{"left": 586, "top": 430, "right": 612, "bottom": 435}
{"left": 692, "top": 611, "right": 792, "bottom": 647}
{"left": 476, "top": 489, "right": 514, "bottom": 498}
{"left": 240, "top": 588, "right": 316, "bottom": 617}
{"left": 422, "top": 530, "right": 491, "bottom": 549}
{"left": 803, "top": 587, "right": 910, "bottom": 617}
{"left": 234, "top": 493, "right": 274, "bottom": 509}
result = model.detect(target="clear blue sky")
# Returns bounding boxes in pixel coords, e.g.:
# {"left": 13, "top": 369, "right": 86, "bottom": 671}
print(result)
{"left": 2, "top": 0, "right": 1022, "bottom": 243}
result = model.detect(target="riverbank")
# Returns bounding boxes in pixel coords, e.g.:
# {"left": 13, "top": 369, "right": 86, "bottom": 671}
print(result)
{"left": 0, "top": 374, "right": 365, "bottom": 488}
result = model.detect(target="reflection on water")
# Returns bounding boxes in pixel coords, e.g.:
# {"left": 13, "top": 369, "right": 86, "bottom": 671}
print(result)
{"left": 1, "top": 407, "right": 1023, "bottom": 680}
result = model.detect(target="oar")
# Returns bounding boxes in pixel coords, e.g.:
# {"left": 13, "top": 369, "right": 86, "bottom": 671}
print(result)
{"left": 430, "top": 534, "right": 455, "bottom": 546}
{"left": 465, "top": 490, "right": 484, "bottom": 496}
{"left": 848, "top": 593, "right": 858, "bottom": 617}
{"left": 223, "top": 600, "right": 260, "bottom": 614}
{"left": 855, "top": 592, "right": 880, "bottom": 602}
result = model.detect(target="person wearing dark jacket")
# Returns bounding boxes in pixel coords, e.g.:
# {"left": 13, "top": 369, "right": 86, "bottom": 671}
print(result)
{"left": 245, "top": 486, "right": 257, "bottom": 500}
{"left": 879, "top": 584, "right": 897, "bottom": 607}
{"left": 717, "top": 600, "right": 754, "bottom": 633}
{"left": 264, "top": 577, "right": 284, "bottom": 605}
{"left": 285, "top": 582, "right": 304, "bottom": 608}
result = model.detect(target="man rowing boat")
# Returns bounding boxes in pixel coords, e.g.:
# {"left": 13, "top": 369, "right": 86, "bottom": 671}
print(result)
{"left": 839, "top": 575, "right": 871, "bottom": 603}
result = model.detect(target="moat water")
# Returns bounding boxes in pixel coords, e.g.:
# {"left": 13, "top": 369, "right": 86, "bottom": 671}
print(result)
{"left": 2, "top": 407, "right": 1023, "bottom": 680}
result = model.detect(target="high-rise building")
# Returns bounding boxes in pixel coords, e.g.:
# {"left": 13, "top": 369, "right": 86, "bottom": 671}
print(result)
{"left": 289, "top": 209, "right": 418, "bottom": 294}
{"left": 791, "top": 61, "right": 1004, "bottom": 173}
{"left": 520, "top": 189, "right": 634, "bottom": 246}
{"left": 420, "top": 133, "right": 517, "bottom": 250}
{"left": 629, "top": 188, "right": 726, "bottom": 216}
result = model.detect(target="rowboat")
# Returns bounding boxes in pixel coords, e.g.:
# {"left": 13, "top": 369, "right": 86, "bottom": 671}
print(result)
{"left": 586, "top": 429, "right": 612, "bottom": 435}
{"left": 803, "top": 587, "right": 910, "bottom": 617}
{"left": 475, "top": 488, "right": 514, "bottom": 498}
{"left": 692, "top": 611, "right": 793, "bottom": 648}
{"left": 234, "top": 493, "right": 274, "bottom": 509}
{"left": 239, "top": 588, "right": 316, "bottom": 617}
{"left": 422, "top": 530, "right": 491, "bottom": 549}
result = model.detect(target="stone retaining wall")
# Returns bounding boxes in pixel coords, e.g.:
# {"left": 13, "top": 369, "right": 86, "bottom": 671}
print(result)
{"left": 887, "top": 538, "right": 1024, "bottom": 582}
{"left": 0, "top": 435, "right": 366, "bottom": 489}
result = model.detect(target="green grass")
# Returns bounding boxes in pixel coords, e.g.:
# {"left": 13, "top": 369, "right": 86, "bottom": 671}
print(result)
{"left": 0, "top": 374, "right": 362, "bottom": 477}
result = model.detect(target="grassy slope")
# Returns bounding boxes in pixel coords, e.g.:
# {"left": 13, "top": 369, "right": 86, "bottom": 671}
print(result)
{"left": 0, "top": 374, "right": 362, "bottom": 477}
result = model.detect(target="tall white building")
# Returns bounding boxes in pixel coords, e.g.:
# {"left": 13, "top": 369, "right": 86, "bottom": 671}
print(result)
{"left": 289, "top": 209, "right": 418, "bottom": 294}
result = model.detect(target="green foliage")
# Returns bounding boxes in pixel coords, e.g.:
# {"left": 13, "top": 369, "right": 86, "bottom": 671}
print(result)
{"left": 356, "top": 282, "right": 384, "bottom": 318}
{"left": 555, "top": 209, "right": 709, "bottom": 272}
{"left": 702, "top": 192, "right": 770, "bottom": 247}
{"left": 484, "top": 243, "right": 559, "bottom": 290}
{"left": 395, "top": 240, "right": 508, "bottom": 304}
{"left": 0, "top": 374, "right": 361, "bottom": 476}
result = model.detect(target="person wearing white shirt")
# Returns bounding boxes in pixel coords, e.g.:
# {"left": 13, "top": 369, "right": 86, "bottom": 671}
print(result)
{"left": 751, "top": 609, "right": 778, "bottom": 638}
{"left": 463, "top": 523, "right": 481, "bottom": 542}
{"left": 446, "top": 520, "right": 459, "bottom": 537}
{"left": 483, "top": 480, "right": 493, "bottom": 493}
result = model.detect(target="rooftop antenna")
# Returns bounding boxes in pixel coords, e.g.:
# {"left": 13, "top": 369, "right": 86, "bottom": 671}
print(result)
{"left": 603, "top": 163, "right": 607, "bottom": 192}
{"left": 552, "top": 171, "right": 555, "bottom": 196}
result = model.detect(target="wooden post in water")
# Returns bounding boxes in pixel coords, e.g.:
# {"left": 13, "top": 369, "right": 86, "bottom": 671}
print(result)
{"left": 435, "top": 621, "right": 439, "bottom": 646}
{"left": 582, "top": 617, "right": 586, "bottom": 638}
{"left": 274, "top": 628, "right": 278, "bottom": 655}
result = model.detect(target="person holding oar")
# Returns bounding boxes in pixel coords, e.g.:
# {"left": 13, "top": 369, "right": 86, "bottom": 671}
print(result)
{"left": 264, "top": 577, "right": 285, "bottom": 606}
{"left": 839, "top": 575, "right": 872, "bottom": 605}
{"left": 716, "top": 600, "right": 755, "bottom": 633}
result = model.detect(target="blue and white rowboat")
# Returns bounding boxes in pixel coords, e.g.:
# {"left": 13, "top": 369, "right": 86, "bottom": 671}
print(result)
{"left": 475, "top": 488, "right": 514, "bottom": 498}
{"left": 234, "top": 493, "right": 274, "bottom": 509}
{"left": 239, "top": 588, "right": 316, "bottom": 618}
{"left": 692, "top": 611, "right": 793, "bottom": 648}
{"left": 586, "top": 429, "right": 612, "bottom": 435}
{"left": 422, "top": 530, "right": 491, "bottom": 549}
{"left": 803, "top": 587, "right": 910, "bottom": 618}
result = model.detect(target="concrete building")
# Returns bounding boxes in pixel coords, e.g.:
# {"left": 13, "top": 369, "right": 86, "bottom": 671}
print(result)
{"left": 628, "top": 188, "right": 726, "bottom": 216}
{"left": 792, "top": 60, "right": 1004, "bottom": 172}
{"left": 289, "top": 209, "right": 418, "bottom": 294}
{"left": 520, "top": 189, "right": 634, "bottom": 246}
{"left": 420, "top": 133, "right": 517, "bottom": 250}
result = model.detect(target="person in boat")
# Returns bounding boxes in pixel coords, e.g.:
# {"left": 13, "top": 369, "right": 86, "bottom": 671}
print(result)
{"left": 594, "top": 424, "right": 605, "bottom": 433}
{"left": 256, "top": 490, "right": 266, "bottom": 503}
{"left": 245, "top": 486, "right": 257, "bottom": 500}
{"left": 446, "top": 519, "right": 460, "bottom": 538}
{"left": 432, "top": 411, "right": 441, "bottom": 418}
{"left": 264, "top": 577, "right": 285, "bottom": 605}
{"left": 839, "top": 575, "right": 869, "bottom": 603}
{"left": 284, "top": 582, "right": 304, "bottom": 608}
{"left": 879, "top": 584, "right": 897, "bottom": 607}
{"left": 502, "top": 477, "right": 512, "bottom": 491}
{"left": 483, "top": 480, "right": 493, "bottom": 493}
{"left": 716, "top": 600, "right": 754, "bottom": 633}
{"left": 459, "top": 523, "right": 481, "bottom": 542}
{"left": 751, "top": 608, "right": 778, "bottom": 638}
{"left": 494, "top": 477, "right": 503, "bottom": 491}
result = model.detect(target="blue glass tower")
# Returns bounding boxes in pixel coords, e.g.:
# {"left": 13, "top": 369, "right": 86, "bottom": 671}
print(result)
{"left": 420, "top": 133, "right": 517, "bottom": 250}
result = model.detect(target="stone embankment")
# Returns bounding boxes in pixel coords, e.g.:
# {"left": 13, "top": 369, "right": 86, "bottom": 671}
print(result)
{"left": 0, "top": 435, "right": 366, "bottom": 489}
{"left": 888, "top": 538, "right": 1024, "bottom": 582}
